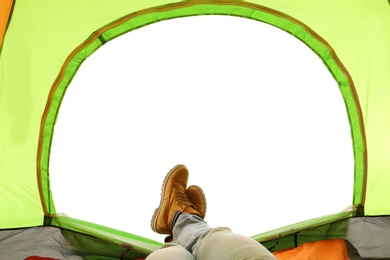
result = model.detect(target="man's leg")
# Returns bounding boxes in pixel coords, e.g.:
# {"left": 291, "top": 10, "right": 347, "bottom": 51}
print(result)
{"left": 172, "top": 212, "right": 210, "bottom": 252}
{"left": 145, "top": 244, "right": 195, "bottom": 260}
{"left": 173, "top": 213, "right": 276, "bottom": 259}
{"left": 147, "top": 165, "right": 205, "bottom": 259}
{"left": 149, "top": 165, "right": 275, "bottom": 259}
{"left": 193, "top": 227, "right": 276, "bottom": 260}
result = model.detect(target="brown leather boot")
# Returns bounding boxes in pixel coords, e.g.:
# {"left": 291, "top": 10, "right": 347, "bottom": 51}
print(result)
{"left": 150, "top": 164, "right": 202, "bottom": 234}
{"left": 163, "top": 185, "right": 207, "bottom": 243}
{"left": 186, "top": 185, "right": 207, "bottom": 219}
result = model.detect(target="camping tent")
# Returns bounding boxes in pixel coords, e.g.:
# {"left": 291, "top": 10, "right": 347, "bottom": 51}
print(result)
{"left": 1, "top": 0, "right": 389, "bottom": 259}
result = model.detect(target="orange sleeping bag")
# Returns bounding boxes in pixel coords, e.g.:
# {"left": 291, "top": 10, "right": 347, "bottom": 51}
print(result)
{"left": 273, "top": 239, "right": 357, "bottom": 260}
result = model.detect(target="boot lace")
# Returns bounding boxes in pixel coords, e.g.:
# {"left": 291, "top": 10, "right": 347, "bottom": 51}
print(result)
{"left": 175, "top": 191, "right": 194, "bottom": 208}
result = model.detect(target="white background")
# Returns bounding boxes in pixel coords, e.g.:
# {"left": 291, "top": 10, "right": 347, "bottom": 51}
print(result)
{"left": 50, "top": 15, "right": 354, "bottom": 242}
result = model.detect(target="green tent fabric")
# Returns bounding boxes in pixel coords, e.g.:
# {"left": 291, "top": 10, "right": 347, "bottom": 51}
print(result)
{"left": 1, "top": 0, "right": 389, "bottom": 258}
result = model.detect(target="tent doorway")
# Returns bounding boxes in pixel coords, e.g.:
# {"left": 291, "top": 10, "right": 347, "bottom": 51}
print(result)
{"left": 49, "top": 15, "right": 354, "bottom": 242}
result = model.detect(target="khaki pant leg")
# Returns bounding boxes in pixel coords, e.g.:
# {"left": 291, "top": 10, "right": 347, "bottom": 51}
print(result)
{"left": 193, "top": 227, "right": 276, "bottom": 260}
{"left": 145, "top": 243, "right": 195, "bottom": 260}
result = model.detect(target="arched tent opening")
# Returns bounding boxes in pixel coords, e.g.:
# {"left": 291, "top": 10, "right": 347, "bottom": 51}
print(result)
{"left": 49, "top": 14, "right": 355, "bottom": 243}
{"left": 40, "top": 2, "right": 366, "bottom": 255}
{"left": 39, "top": 1, "right": 366, "bottom": 222}
{"left": 2, "top": 1, "right": 390, "bottom": 259}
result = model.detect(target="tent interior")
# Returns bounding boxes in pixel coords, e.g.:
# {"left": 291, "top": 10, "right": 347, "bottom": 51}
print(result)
{"left": 1, "top": 1, "right": 390, "bottom": 259}
{"left": 1, "top": 216, "right": 390, "bottom": 259}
